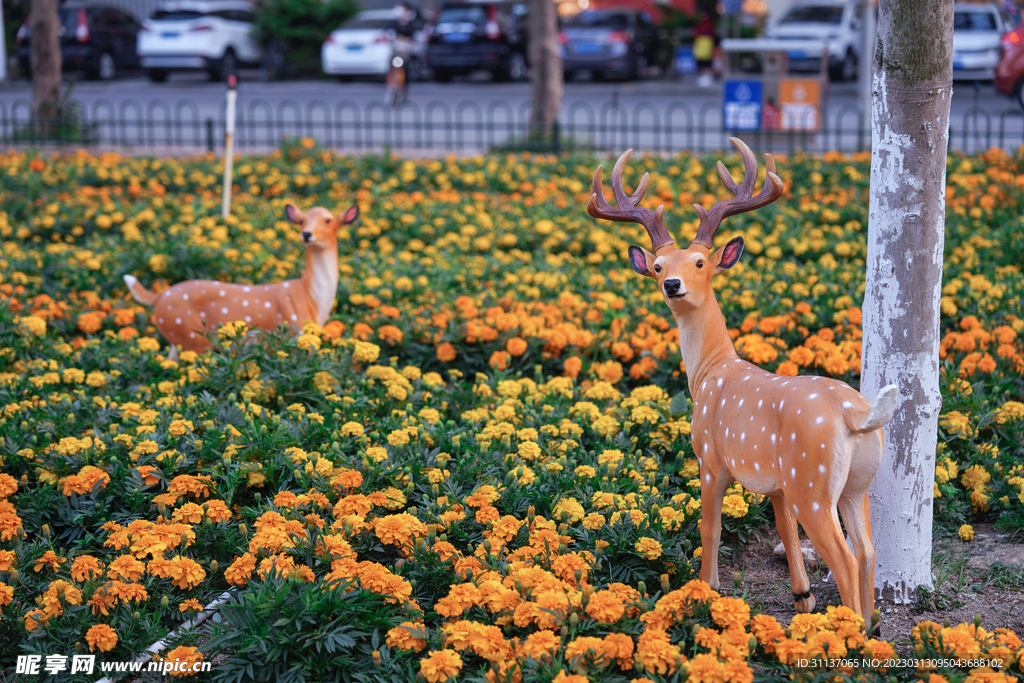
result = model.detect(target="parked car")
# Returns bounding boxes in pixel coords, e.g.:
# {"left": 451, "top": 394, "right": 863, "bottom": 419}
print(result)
{"left": 952, "top": 2, "right": 1011, "bottom": 82}
{"left": 996, "top": 20, "right": 1024, "bottom": 105}
{"left": 16, "top": 2, "right": 141, "bottom": 81}
{"left": 560, "top": 9, "right": 671, "bottom": 81}
{"left": 137, "top": 0, "right": 262, "bottom": 82}
{"left": 764, "top": 0, "right": 863, "bottom": 81}
{"left": 322, "top": 9, "right": 427, "bottom": 81}
{"left": 426, "top": 1, "right": 529, "bottom": 82}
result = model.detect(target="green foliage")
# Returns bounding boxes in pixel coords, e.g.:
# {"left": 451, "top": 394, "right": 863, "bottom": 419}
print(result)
{"left": 252, "top": 0, "right": 358, "bottom": 76}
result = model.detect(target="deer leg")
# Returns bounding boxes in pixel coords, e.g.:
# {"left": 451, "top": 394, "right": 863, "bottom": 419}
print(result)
{"left": 838, "top": 491, "right": 875, "bottom": 622}
{"left": 698, "top": 469, "right": 732, "bottom": 590}
{"left": 799, "top": 507, "right": 860, "bottom": 616}
{"left": 168, "top": 344, "right": 179, "bottom": 362}
{"left": 770, "top": 493, "right": 815, "bottom": 613}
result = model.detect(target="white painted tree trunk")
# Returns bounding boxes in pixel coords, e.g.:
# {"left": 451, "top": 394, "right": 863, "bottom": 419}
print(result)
{"left": 862, "top": 0, "right": 953, "bottom": 604}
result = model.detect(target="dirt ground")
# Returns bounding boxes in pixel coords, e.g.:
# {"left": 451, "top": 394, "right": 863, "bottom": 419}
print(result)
{"left": 711, "top": 523, "right": 1024, "bottom": 647}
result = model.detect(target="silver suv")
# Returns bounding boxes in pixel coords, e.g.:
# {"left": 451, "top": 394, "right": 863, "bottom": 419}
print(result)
{"left": 138, "top": 0, "right": 263, "bottom": 81}
{"left": 765, "top": 0, "right": 864, "bottom": 81}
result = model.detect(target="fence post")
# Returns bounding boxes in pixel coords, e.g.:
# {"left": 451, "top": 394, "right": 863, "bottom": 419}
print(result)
{"left": 205, "top": 118, "right": 214, "bottom": 152}
{"left": 552, "top": 119, "right": 560, "bottom": 155}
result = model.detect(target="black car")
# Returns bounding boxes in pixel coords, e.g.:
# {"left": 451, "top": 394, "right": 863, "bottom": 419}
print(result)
{"left": 17, "top": 2, "right": 141, "bottom": 80}
{"left": 426, "top": 1, "right": 529, "bottom": 82}
{"left": 560, "top": 9, "right": 671, "bottom": 81}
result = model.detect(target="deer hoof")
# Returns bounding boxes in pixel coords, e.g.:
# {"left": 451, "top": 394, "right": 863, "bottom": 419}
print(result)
{"left": 793, "top": 591, "right": 815, "bottom": 613}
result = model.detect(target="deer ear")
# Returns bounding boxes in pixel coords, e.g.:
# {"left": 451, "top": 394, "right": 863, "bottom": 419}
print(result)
{"left": 338, "top": 205, "right": 359, "bottom": 225}
{"left": 628, "top": 245, "right": 654, "bottom": 277}
{"left": 285, "top": 204, "right": 305, "bottom": 225}
{"left": 713, "top": 236, "right": 744, "bottom": 272}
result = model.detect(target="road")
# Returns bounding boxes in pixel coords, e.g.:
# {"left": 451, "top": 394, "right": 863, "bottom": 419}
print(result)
{"left": 1, "top": 71, "right": 1020, "bottom": 154}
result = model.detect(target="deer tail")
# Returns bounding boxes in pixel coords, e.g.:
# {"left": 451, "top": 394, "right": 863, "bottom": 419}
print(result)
{"left": 123, "top": 274, "right": 160, "bottom": 307}
{"left": 846, "top": 384, "right": 899, "bottom": 434}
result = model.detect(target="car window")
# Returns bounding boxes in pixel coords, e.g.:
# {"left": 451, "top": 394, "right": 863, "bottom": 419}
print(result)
{"left": 151, "top": 9, "right": 204, "bottom": 20}
{"left": 437, "top": 5, "right": 488, "bottom": 24}
{"left": 780, "top": 6, "right": 844, "bottom": 24}
{"left": 343, "top": 16, "right": 397, "bottom": 29}
{"left": 953, "top": 10, "right": 997, "bottom": 31}
{"left": 569, "top": 12, "right": 630, "bottom": 30}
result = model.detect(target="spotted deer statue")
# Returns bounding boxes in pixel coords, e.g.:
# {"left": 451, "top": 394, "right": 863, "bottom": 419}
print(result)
{"left": 124, "top": 204, "right": 358, "bottom": 360}
{"left": 587, "top": 138, "right": 898, "bottom": 620}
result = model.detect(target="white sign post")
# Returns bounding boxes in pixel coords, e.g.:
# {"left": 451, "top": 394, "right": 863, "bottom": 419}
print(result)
{"left": 221, "top": 74, "right": 238, "bottom": 219}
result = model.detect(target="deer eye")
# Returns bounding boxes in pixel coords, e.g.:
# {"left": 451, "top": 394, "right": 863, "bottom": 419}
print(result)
{"left": 696, "top": 260, "right": 705, "bottom": 269}
{"left": 654, "top": 264, "right": 661, "bottom": 273}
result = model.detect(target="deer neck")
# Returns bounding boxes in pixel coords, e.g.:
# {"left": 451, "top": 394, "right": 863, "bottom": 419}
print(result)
{"left": 673, "top": 294, "right": 737, "bottom": 391}
{"left": 301, "top": 241, "right": 339, "bottom": 326}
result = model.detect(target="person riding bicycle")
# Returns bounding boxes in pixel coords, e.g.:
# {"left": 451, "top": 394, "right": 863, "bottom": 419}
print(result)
{"left": 391, "top": 1, "right": 418, "bottom": 82}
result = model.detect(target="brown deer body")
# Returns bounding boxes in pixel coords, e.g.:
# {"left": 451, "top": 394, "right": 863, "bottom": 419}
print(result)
{"left": 124, "top": 204, "right": 358, "bottom": 360}
{"left": 587, "top": 139, "right": 897, "bottom": 620}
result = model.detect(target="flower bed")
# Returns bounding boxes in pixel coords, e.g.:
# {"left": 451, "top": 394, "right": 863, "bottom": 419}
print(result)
{"left": 0, "top": 142, "right": 1023, "bottom": 681}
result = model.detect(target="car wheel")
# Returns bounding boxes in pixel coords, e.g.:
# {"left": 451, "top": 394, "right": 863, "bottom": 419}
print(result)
{"left": 497, "top": 51, "right": 526, "bottom": 82}
{"left": 215, "top": 49, "right": 237, "bottom": 82}
{"left": 632, "top": 53, "right": 647, "bottom": 81}
{"left": 434, "top": 69, "right": 454, "bottom": 82}
{"left": 831, "top": 49, "right": 856, "bottom": 82}
{"left": 148, "top": 69, "right": 168, "bottom": 82}
{"left": 337, "top": 75, "right": 354, "bottom": 82}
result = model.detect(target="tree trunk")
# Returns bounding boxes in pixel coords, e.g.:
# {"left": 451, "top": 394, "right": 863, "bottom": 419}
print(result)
{"left": 30, "top": 0, "right": 63, "bottom": 126}
{"left": 861, "top": 0, "right": 953, "bottom": 604}
{"left": 528, "top": 0, "right": 562, "bottom": 132}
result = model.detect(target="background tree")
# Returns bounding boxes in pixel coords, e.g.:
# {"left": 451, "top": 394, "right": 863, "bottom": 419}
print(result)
{"left": 30, "top": 0, "right": 61, "bottom": 124}
{"left": 861, "top": 0, "right": 953, "bottom": 604}
{"left": 528, "top": 0, "right": 561, "bottom": 133}
{"left": 253, "top": 0, "right": 356, "bottom": 77}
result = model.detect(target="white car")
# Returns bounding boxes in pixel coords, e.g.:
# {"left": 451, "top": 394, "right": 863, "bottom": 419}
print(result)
{"left": 953, "top": 2, "right": 1012, "bottom": 82}
{"left": 138, "top": 0, "right": 262, "bottom": 82}
{"left": 321, "top": 9, "right": 426, "bottom": 80}
{"left": 765, "top": 0, "right": 864, "bottom": 81}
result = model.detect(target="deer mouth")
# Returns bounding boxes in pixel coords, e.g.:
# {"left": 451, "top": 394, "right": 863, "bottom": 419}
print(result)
{"left": 666, "top": 293, "right": 687, "bottom": 300}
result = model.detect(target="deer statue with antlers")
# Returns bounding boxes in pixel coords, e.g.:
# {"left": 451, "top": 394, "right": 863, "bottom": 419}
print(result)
{"left": 124, "top": 203, "right": 358, "bottom": 360}
{"left": 587, "top": 138, "right": 898, "bottom": 621}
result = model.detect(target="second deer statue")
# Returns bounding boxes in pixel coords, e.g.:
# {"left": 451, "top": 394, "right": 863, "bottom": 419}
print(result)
{"left": 588, "top": 138, "right": 898, "bottom": 621}
{"left": 124, "top": 204, "right": 358, "bottom": 360}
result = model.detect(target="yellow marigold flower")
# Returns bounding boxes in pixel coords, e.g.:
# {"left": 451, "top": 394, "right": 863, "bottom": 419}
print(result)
{"left": 86, "top": 624, "right": 118, "bottom": 652}
{"left": 352, "top": 340, "right": 381, "bottom": 364}
{"left": 960, "top": 465, "right": 991, "bottom": 492}
{"left": 16, "top": 315, "right": 47, "bottom": 336}
{"left": 959, "top": 524, "right": 975, "bottom": 541}
{"left": 995, "top": 400, "right": 1024, "bottom": 424}
{"left": 635, "top": 537, "right": 663, "bottom": 560}
{"left": 419, "top": 649, "right": 462, "bottom": 683}
{"left": 296, "top": 333, "right": 321, "bottom": 351}
{"left": 722, "top": 494, "right": 749, "bottom": 518}
{"left": 136, "top": 336, "right": 161, "bottom": 352}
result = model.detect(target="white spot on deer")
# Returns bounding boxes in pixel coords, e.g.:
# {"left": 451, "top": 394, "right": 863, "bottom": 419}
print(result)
{"left": 182, "top": 293, "right": 189, "bottom": 301}
{"left": 821, "top": 443, "right": 826, "bottom": 449}
{"left": 242, "top": 300, "right": 249, "bottom": 307}
{"left": 221, "top": 307, "right": 228, "bottom": 314}
{"left": 792, "top": 504, "right": 799, "bottom": 514}
{"left": 283, "top": 282, "right": 290, "bottom": 288}
{"left": 809, "top": 481, "right": 814, "bottom": 488}
{"left": 843, "top": 401, "right": 853, "bottom": 408}
{"left": 771, "top": 433, "right": 777, "bottom": 445}
{"left": 189, "top": 332, "right": 195, "bottom": 338}
{"left": 200, "top": 312, "right": 206, "bottom": 318}
{"left": 740, "top": 432, "right": 746, "bottom": 442}
{"left": 818, "top": 464, "right": 826, "bottom": 474}
{"left": 291, "top": 314, "right": 298, "bottom": 321}
{"left": 797, "top": 409, "right": 802, "bottom": 415}
{"left": 717, "top": 378, "right": 723, "bottom": 387}
{"left": 779, "top": 400, "right": 785, "bottom": 410}
{"left": 720, "top": 397, "right": 727, "bottom": 408}
{"left": 791, "top": 468, "right": 796, "bottom": 478}
{"left": 782, "top": 381, "right": 789, "bottom": 387}
{"left": 702, "top": 405, "right": 708, "bottom": 416}
{"left": 703, "top": 443, "right": 709, "bottom": 452}
{"left": 701, "top": 380, "right": 707, "bottom": 391}
{"left": 245, "top": 316, "right": 252, "bottom": 323}
{"left": 264, "top": 302, "right": 272, "bottom": 309}
{"left": 738, "top": 398, "right": 744, "bottom": 408}
{"left": 243, "top": 286, "right": 251, "bottom": 292}
{"left": 219, "top": 290, "right": 226, "bottom": 297}
{"left": 175, "top": 318, "right": 181, "bottom": 325}
{"left": 791, "top": 433, "right": 796, "bottom": 441}
{"left": 812, "top": 502, "right": 820, "bottom": 512}
{"left": 200, "top": 289, "right": 206, "bottom": 294}
{"left": 754, "top": 462, "right": 760, "bottom": 471}
{"left": 158, "top": 318, "right": 164, "bottom": 324}
{"left": 705, "top": 473, "right": 711, "bottom": 482}
{"left": 758, "top": 399, "right": 763, "bottom": 408}
{"left": 166, "top": 305, "right": 172, "bottom": 311}
{"left": 809, "top": 393, "right": 817, "bottom": 399}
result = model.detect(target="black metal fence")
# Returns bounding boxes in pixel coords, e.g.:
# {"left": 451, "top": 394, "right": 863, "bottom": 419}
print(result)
{"left": 2, "top": 95, "right": 1023, "bottom": 155}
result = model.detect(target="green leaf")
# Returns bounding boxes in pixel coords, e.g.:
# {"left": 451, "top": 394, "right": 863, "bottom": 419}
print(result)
{"left": 670, "top": 391, "right": 690, "bottom": 417}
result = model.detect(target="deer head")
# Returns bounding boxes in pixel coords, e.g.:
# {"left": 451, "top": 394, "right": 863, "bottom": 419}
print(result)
{"left": 588, "top": 138, "right": 783, "bottom": 312}
{"left": 285, "top": 204, "right": 359, "bottom": 249}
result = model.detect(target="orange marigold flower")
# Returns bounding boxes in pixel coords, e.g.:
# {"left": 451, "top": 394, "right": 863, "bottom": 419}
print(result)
{"left": 107, "top": 554, "right": 145, "bottom": 582}
{"left": 437, "top": 342, "right": 458, "bottom": 362}
{"left": 0, "top": 473, "right": 18, "bottom": 498}
{"left": 634, "top": 537, "right": 663, "bottom": 560}
{"left": 162, "top": 646, "right": 204, "bottom": 677}
{"left": 386, "top": 621, "right": 427, "bottom": 652}
{"left": 77, "top": 311, "right": 105, "bottom": 334}
{"left": 489, "top": 350, "right": 510, "bottom": 370}
{"left": 585, "top": 589, "right": 625, "bottom": 623}
{"left": 563, "top": 356, "right": 583, "bottom": 379}
{"left": 86, "top": 624, "right": 118, "bottom": 652}
{"left": 710, "top": 596, "right": 750, "bottom": 631}
{"left": 506, "top": 336, "right": 528, "bottom": 356}
{"left": 420, "top": 649, "right": 462, "bottom": 683}
{"left": 518, "top": 629, "right": 561, "bottom": 661}
{"left": 179, "top": 599, "right": 204, "bottom": 612}
{"left": 34, "top": 550, "right": 67, "bottom": 573}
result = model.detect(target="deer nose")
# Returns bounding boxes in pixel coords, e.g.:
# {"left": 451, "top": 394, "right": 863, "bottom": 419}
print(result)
{"left": 301, "top": 231, "right": 313, "bottom": 242}
{"left": 663, "top": 278, "right": 681, "bottom": 296}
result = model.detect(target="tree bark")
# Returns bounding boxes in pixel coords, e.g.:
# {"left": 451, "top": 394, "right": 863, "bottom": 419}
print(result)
{"left": 862, "top": 0, "right": 953, "bottom": 604}
{"left": 528, "top": 0, "right": 562, "bottom": 132}
{"left": 30, "top": 0, "right": 63, "bottom": 124}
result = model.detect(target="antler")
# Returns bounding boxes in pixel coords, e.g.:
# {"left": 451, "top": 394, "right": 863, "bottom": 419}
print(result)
{"left": 691, "top": 137, "right": 784, "bottom": 249}
{"left": 587, "top": 149, "right": 675, "bottom": 254}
